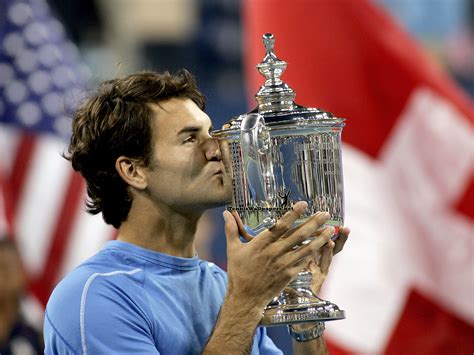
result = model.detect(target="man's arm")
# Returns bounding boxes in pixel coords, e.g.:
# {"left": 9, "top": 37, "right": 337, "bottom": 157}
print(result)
{"left": 202, "top": 202, "right": 336, "bottom": 354}
{"left": 202, "top": 293, "right": 264, "bottom": 354}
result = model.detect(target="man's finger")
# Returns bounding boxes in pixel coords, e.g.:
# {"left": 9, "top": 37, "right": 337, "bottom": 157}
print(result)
{"left": 223, "top": 211, "right": 240, "bottom": 249}
{"left": 333, "top": 227, "right": 350, "bottom": 255}
{"left": 287, "top": 253, "right": 314, "bottom": 276}
{"left": 286, "top": 226, "right": 334, "bottom": 265}
{"left": 280, "top": 212, "right": 331, "bottom": 251}
{"left": 319, "top": 240, "right": 335, "bottom": 275}
{"left": 262, "top": 201, "right": 308, "bottom": 242}
{"left": 295, "top": 212, "right": 332, "bottom": 239}
{"left": 229, "top": 210, "right": 254, "bottom": 242}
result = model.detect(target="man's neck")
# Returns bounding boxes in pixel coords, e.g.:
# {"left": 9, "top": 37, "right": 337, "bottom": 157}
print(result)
{"left": 117, "top": 201, "right": 201, "bottom": 258}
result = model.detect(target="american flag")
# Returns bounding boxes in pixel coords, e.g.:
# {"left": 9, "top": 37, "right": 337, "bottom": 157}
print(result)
{"left": 0, "top": 0, "right": 114, "bottom": 315}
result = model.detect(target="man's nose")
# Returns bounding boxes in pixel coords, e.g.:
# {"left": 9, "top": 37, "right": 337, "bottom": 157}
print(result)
{"left": 203, "top": 138, "right": 222, "bottom": 161}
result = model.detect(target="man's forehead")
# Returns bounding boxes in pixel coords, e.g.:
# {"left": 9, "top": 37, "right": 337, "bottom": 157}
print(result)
{"left": 149, "top": 98, "right": 212, "bottom": 133}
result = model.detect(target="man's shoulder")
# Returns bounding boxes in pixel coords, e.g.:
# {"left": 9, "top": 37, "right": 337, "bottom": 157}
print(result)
{"left": 44, "top": 250, "right": 149, "bottom": 352}
{"left": 47, "top": 249, "right": 145, "bottom": 310}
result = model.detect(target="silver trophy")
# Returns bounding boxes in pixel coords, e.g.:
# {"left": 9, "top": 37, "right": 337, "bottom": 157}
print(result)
{"left": 212, "top": 34, "right": 346, "bottom": 326}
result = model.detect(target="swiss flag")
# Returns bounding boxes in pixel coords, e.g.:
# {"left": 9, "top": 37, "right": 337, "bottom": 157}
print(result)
{"left": 243, "top": 0, "right": 473, "bottom": 354}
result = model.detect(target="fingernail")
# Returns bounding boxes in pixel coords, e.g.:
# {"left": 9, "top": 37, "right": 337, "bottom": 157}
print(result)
{"left": 326, "top": 226, "right": 335, "bottom": 235}
{"left": 317, "top": 212, "right": 330, "bottom": 220}
{"left": 293, "top": 201, "right": 308, "bottom": 212}
{"left": 222, "top": 211, "right": 230, "bottom": 222}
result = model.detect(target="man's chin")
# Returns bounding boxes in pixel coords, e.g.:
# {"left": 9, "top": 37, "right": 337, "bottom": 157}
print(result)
{"left": 194, "top": 184, "right": 232, "bottom": 208}
{"left": 203, "top": 198, "right": 230, "bottom": 209}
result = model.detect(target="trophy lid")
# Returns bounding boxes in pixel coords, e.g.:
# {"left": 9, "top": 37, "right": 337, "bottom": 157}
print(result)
{"left": 255, "top": 33, "right": 296, "bottom": 113}
{"left": 214, "top": 33, "right": 344, "bottom": 134}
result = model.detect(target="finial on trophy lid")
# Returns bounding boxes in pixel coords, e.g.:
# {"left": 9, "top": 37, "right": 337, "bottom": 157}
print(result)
{"left": 262, "top": 33, "right": 278, "bottom": 62}
{"left": 256, "top": 33, "right": 296, "bottom": 113}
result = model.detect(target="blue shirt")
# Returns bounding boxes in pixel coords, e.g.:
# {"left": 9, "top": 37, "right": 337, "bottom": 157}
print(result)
{"left": 44, "top": 240, "right": 282, "bottom": 355}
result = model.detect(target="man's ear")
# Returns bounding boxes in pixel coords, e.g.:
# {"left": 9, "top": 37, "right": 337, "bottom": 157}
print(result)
{"left": 115, "top": 156, "right": 147, "bottom": 190}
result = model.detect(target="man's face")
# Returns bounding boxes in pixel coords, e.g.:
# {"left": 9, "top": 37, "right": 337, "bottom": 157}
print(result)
{"left": 143, "top": 98, "right": 232, "bottom": 214}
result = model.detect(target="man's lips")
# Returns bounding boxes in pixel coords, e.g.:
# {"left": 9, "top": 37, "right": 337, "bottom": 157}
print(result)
{"left": 210, "top": 163, "right": 225, "bottom": 176}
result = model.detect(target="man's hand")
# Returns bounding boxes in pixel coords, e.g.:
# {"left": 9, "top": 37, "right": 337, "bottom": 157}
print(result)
{"left": 203, "top": 204, "right": 349, "bottom": 354}
{"left": 223, "top": 201, "right": 335, "bottom": 311}
{"left": 310, "top": 226, "right": 350, "bottom": 295}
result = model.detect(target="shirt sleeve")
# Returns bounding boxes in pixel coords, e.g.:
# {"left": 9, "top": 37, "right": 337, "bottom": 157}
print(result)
{"left": 255, "top": 327, "right": 284, "bottom": 354}
{"left": 82, "top": 272, "right": 160, "bottom": 354}
{"left": 45, "top": 270, "right": 160, "bottom": 355}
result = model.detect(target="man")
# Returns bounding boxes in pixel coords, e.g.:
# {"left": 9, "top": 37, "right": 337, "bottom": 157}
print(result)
{"left": 44, "top": 70, "right": 349, "bottom": 354}
{"left": 0, "top": 238, "right": 43, "bottom": 355}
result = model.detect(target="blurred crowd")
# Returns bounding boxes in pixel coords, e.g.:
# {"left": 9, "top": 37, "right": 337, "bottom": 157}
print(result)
{"left": 0, "top": 238, "right": 42, "bottom": 355}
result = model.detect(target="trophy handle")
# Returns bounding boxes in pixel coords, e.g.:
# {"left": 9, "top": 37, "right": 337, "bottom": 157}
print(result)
{"left": 240, "top": 113, "right": 277, "bottom": 228}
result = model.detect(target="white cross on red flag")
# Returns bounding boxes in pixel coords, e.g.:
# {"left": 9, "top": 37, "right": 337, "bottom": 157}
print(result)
{"left": 244, "top": 0, "right": 474, "bottom": 353}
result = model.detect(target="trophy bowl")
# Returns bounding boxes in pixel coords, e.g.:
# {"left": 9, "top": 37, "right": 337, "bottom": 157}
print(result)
{"left": 212, "top": 34, "right": 346, "bottom": 326}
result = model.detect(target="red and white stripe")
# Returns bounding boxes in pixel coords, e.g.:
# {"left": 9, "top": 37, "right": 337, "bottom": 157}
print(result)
{"left": 0, "top": 126, "right": 114, "bottom": 307}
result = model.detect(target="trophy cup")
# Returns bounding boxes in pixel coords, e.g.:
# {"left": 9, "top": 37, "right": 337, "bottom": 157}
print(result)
{"left": 212, "top": 33, "right": 346, "bottom": 326}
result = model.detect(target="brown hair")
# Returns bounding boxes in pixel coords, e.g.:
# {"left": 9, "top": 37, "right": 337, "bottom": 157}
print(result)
{"left": 65, "top": 70, "right": 206, "bottom": 228}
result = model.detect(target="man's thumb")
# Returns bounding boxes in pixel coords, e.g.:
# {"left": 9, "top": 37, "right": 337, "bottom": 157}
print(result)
{"left": 223, "top": 210, "right": 239, "bottom": 247}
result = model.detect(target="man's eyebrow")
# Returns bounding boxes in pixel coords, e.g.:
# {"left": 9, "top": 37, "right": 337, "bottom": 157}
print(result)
{"left": 177, "top": 126, "right": 201, "bottom": 135}
{"left": 177, "top": 125, "right": 213, "bottom": 135}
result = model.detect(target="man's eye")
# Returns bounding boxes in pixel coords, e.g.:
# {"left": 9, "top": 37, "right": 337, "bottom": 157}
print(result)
{"left": 184, "top": 136, "right": 196, "bottom": 143}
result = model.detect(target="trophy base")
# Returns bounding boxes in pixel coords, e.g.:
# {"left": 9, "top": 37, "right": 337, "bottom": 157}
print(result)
{"left": 259, "top": 271, "right": 345, "bottom": 326}
{"left": 260, "top": 299, "right": 345, "bottom": 326}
